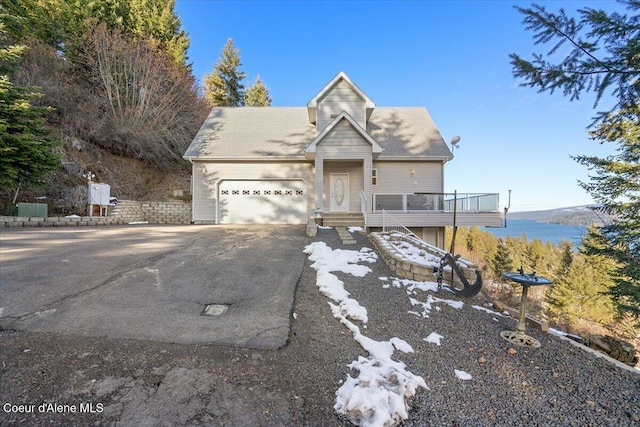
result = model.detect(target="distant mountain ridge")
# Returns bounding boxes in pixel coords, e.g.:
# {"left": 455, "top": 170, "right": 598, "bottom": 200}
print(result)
{"left": 509, "top": 205, "right": 612, "bottom": 227}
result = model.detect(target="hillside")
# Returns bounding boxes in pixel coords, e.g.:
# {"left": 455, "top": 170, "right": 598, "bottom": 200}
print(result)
{"left": 1, "top": 141, "right": 192, "bottom": 217}
{"left": 509, "top": 205, "right": 613, "bottom": 226}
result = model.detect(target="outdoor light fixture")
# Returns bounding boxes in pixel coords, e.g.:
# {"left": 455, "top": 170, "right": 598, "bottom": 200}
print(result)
{"left": 410, "top": 169, "right": 415, "bottom": 176}
{"left": 451, "top": 136, "right": 461, "bottom": 154}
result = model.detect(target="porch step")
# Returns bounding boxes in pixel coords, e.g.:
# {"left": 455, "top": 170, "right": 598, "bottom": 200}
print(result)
{"left": 336, "top": 227, "right": 357, "bottom": 245}
{"left": 323, "top": 213, "right": 365, "bottom": 228}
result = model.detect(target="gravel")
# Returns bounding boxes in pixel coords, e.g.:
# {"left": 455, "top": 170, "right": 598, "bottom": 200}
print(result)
{"left": 1, "top": 227, "right": 638, "bottom": 426}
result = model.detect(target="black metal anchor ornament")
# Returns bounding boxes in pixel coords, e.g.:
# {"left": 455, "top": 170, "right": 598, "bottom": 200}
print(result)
{"left": 436, "top": 253, "right": 483, "bottom": 298}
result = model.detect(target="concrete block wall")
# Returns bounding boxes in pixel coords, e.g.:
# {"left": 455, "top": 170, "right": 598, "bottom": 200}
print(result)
{"left": 140, "top": 201, "right": 191, "bottom": 224}
{"left": 370, "top": 231, "right": 479, "bottom": 287}
{"left": 111, "top": 200, "right": 192, "bottom": 224}
{"left": 1, "top": 200, "right": 192, "bottom": 227}
{"left": 0, "top": 215, "right": 123, "bottom": 227}
{"left": 109, "top": 200, "right": 145, "bottom": 223}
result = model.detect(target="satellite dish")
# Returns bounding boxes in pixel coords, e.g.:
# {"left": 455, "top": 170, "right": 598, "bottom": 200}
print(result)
{"left": 451, "top": 136, "right": 461, "bottom": 148}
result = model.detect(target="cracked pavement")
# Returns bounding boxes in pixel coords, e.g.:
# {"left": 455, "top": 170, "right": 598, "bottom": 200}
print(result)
{"left": 0, "top": 224, "right": 307, "bottom": 348}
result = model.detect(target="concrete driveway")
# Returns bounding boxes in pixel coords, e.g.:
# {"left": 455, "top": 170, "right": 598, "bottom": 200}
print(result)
{"left": 0, "top": 225, "right": 308, "bottom": 349}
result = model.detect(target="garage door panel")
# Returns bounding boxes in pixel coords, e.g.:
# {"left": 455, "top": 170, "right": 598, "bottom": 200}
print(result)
{"left": 219, "top": 180, "right": 306, "bottom": 224}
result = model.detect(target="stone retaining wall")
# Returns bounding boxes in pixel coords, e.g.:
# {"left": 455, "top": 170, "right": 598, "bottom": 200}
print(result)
{"left": 0, "top": 215, "right": 125, "bottom": 227}
{"left": 140, "top": 201, "right": 191, "bottom": 224}
{"left": 1, "top": 200, "right": 192, "bottom": 227}
{"left": 370, "top": 231, "right": 479, "bottom": 287}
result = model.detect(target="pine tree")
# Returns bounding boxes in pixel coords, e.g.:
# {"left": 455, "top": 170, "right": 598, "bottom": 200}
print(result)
{"left": 245, "top": 76, "right": 272, "bottom": 107}
{"left": 511, "top": 2, "right": 640, "bottom": 321}
{"left": 5, "top": 0, "right": 190, "bottom": 66}
{"left": 0, "top": 14, "right": 59, "bottom": 194}
{"left": 546, "top": 227, "right": 618, "bottom": 330}
{"left": 203, "top": 39, "right": 246, "bottom": 107}
{"left": 490, "top": 238, "right": 514, "bottom": 277}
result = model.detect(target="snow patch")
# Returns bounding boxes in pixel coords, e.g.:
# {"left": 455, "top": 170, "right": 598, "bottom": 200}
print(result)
{"left": 423, "top": 332, "right": 443, "bottom": 346}
{"left": 455, "top": 369, "right": 472, "bottom": 380}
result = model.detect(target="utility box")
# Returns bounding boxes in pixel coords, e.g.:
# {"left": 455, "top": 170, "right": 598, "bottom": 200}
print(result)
{"left": 88, "top": 183, "right": 110, "bottom": 206}
{"left": 4, "top": 203, "right": 48, "bottom": 217}
{"left": 88, "top": 183, "right": 110, "bottom": 216}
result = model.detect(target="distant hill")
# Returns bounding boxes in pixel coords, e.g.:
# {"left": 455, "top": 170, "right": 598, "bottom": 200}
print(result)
{"left": 509, "top": 205, "right": 613, "bottom": 227}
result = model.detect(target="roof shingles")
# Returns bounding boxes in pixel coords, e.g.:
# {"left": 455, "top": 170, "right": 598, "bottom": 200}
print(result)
{"left": 184, "top": 106, "right": 452, "bottom": 159}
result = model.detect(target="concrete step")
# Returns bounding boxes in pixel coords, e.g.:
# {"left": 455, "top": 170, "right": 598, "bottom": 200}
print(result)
{"left": 323, "top": 213, "right": 365, "bottom": 228}
{"left": 335, "top": 227, "right": 358, "bottom": 246}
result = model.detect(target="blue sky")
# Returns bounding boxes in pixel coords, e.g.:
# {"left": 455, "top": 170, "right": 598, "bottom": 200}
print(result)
{"left": 175, "top": 0, "right": 623, "bottom": 212}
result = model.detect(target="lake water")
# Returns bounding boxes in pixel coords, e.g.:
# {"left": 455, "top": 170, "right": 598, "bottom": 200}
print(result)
{"left": 483, "top": 219, "right": 586, "bottom": 246}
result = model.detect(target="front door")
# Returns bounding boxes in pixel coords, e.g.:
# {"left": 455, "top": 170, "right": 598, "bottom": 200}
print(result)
{"left": 330, "top": 173, "right": 349, "bottom": 212}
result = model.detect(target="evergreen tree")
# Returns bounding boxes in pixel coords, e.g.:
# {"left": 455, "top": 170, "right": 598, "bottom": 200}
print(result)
{"left": 556, "top": 241, "right": 574, "bottom": 278}
{"left": 511, "top": 1, "right": 640, "bottom": 321}
{"left": 546, "top": 227, "right": 618, "bottom": 330}
{"left": 526, "top": 239, "right": 545, "bottom": 273}
{"left": 545, "top": 253, "right": 617, "bottom": 328}
{"left": 5, "top": 0, "right": 190, "bottom": 66}
{"left": 0, "top": 13, "right": 59, "bottom": 194}
{"left": 490, "top": 238, "right": 514, "bottom": 277}
{"left": 245, "top": 76, "right": 272, "bottom": 107}
{"left": 204, "top": 39, "right": 246, "bottom": 107}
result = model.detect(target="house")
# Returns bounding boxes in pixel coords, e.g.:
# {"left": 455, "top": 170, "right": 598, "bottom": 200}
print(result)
{"left": 184, "top": 72, "right": 502, "bottom": 248}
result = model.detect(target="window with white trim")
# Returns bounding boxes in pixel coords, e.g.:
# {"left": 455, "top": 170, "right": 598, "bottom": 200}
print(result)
{"left": 372, "top": 169, "right": 378, "bottom": 186}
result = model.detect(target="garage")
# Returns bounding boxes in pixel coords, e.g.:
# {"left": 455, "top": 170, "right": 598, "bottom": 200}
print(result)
{"left": 218, "top": 180, "right": 307, "bottom": 224}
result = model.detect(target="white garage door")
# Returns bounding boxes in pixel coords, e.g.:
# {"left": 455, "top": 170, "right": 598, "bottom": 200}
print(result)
{"left": 219, "top": 180, "right": 307, "bottom": 224}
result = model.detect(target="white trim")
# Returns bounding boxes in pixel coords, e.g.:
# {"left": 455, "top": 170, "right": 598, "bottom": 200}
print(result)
{"left": 305, "top": 111, "right": 383, "bottom": 156}
{"left": 307, "top": 71, "right": 375, "bottom": 124}
{"left": 188, "top": 156, "right": 308, "bottom": 162}
{"left": 376, "top": 156, "right": 452, "bottom": 162}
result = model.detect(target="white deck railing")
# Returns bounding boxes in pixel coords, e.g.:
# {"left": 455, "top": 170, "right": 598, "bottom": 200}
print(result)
{"left": 373, "top": 192, "right": 499, "bottom": 213}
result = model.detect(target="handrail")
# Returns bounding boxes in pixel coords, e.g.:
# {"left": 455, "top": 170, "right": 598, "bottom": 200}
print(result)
{"left": 381, "top": 209, "right": 419, "bottom": 239}
{"left": 360, "top": 190, "right": 368, "bottom": 227}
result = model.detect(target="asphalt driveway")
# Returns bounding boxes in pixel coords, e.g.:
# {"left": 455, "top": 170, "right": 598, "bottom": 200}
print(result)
{"left": 0, "top": 224, "right": 308, "bottom": 349}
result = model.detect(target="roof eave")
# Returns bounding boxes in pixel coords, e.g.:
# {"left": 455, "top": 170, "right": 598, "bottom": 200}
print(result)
{"left": 189, "top": 156, "right": 309, "bottom": 162}
{"left": 375, "top": 155, "right": 453, "bottom": 162}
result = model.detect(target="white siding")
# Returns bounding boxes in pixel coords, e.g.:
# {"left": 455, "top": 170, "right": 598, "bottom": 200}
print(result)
{"left": 322, "top": 162, "right": 364, "bottom": 212}
{"left": 372, "top": 161, "right": 443, "bottom": 194}
{"left": 317, "top": 79, "right": 366, "bottom": 132}
{"left": 192, "top": 163, "right": 218, "bottom": 222}
{"left": 191, "top": 161, "right": 314, "bottom": 223}
{"left": 314, "top": 119, "right": 373, "bottom": 214}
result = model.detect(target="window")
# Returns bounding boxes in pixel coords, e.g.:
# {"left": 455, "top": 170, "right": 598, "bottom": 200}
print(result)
{"left": 374, "top": 194, "right": 403, "bottom": 211}
{"left": 221, "top": 190, "right": 229, "bottom": 195}
{"left": 232, "top": 190, "right": 239, "bottom": 195}
{"left": 274, "top": 190, "right": 282, "bottom": 195}
{"left": 243, "top": 190, "right": 250, "bottom": 195}
{"left": 296, "top": 190, "right": 304, "bottom": 196}
{"left": 372, "top": 169, "right": 378, "bottom": 186}
{"left": 285, "top": 190, "right": 293, "bottom": 196}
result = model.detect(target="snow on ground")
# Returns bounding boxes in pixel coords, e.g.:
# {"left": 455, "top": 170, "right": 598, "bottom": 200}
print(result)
{"left": 384, "top": 234, "right": 473, "bottom": 270}
{"left": 454, "top": 369, "right": 473, "bottom": 380}
{"left": 304, "top": 242, "right": 427, "bottom": 427}
{"left": 472, "top": 305, "right": 506, "bottom": 316}
{"left": 423, "top": 332, "right": 443, "bottom": 346}
{"left": 348, "top": 226, "right": 363, "bottom": 233}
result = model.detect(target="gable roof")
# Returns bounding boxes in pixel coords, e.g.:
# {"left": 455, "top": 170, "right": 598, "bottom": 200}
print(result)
{"left": 306, "top": 71, "right": 375, "bottom": 124}
{"left": 304, "top": 111, "right": 383, "bottom": 159}
{"left": 183, "top": 107, "right": 316, "bottom": 159}
{"left": 368, "top": 107, "right": 452, "bottom": 158}
{"left": 183, "top": 106, "right": 452, "bottom": 160}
